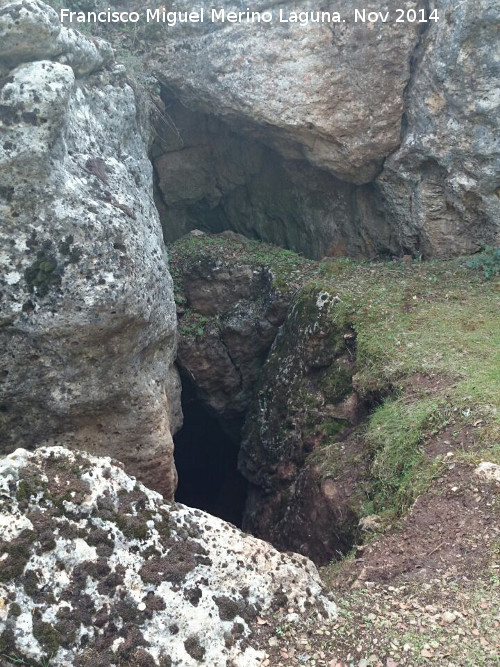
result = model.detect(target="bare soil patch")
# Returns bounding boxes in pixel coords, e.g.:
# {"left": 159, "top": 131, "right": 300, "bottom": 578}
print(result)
{"left": 335, "top": 462, "right": 499, "bottom": 588}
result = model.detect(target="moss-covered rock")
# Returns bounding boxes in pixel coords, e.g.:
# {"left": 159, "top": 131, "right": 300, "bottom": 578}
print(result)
{"left": 238, "top": 282, "right": 368, "bottom": 563}
{"left": 171, "top": 232, "right": 319, "bottom": 440}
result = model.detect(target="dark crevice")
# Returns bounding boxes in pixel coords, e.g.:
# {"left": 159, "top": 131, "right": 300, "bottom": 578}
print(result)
{"left": 173, "top": 372, "right": 248, "bottom": 527}
{"left": 399, "top": 0, "right": 432, "bottom": 140}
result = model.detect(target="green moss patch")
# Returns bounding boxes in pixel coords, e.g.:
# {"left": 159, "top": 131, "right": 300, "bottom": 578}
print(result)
{"left": 313, "top": 257, "right": 500, "bottom": 518}
{"left": 169, "top": 233, "right": 319, "bottom": 301}
{"left": 24, "top": 251, "right": 62, "bottom": 297}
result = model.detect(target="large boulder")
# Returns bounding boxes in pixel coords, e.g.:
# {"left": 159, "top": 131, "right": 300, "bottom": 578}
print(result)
{"left": 150, "top": 0, "right": 424, "bottom": 184}
{"left": 0, "top": 446, "right": 336, "bottom": 666}
{"left": 0, "top": 1, "right": 181, "bottom": 498}
{"left": 377, "top": 0, "right": 500, "bottom": 256}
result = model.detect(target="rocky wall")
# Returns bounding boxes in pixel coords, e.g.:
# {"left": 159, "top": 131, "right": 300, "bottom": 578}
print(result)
{"left": 0, "top": 1, "right": 181, "bottom": 499}
{"left": 149, "top": 0, "right": 499, "bottom": 258}
{"left": 377, "top": 0, "right": 500, "bottom": 256}
{"left": 239, "top": 284, "right": 369, "bottom": 563}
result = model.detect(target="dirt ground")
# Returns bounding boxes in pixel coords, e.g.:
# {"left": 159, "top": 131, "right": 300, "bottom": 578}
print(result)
{"left": 253, "top": 454, "right": 500, "bottom": 667}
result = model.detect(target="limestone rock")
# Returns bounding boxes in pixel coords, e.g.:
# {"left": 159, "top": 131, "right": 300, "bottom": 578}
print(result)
{"left": 150, "top": 0, "right": 424, "bottom": 184}
{"left": 171, "top": 234, "right": 314, "bottom": 439}
{"left": 378, "top": 0, "right": 500, "bottom": 256}
{"left": 172, "top": 238, "right": 368, "bottom": 562}
{"left": 0, "top": 0, "right": 61, "bottom": 62}
{"left": 239, "top": 284, "right": 368, "bottom": 563}
{"left": 0, "top": 446, "right": 336, "bottom": 666}
{"left": 0, "top": 0, "right": 113, "bottom": 76}
{"left": 474, "top": 462, "right": 500, "bottom": 484}
{"left": 0, "top": 1, "right": 180, "bottom": 499}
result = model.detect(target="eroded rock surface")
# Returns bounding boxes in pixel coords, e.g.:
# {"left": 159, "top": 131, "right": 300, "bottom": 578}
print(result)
{"left": 150, "top": 0, "right": 424, "bottom": 184}
{"left": 0, "top": 0, "right": 113, "bottom": 76}
{"left": 377, "top": 0, "right": 500, "bottom": 256}
{"left": 171, "top": 233, "right": 317, "bottom": 439}
{"left": 172, "top": 236, "right": 369, "bottom": 563}
{"left": 0, "top": 1, "right": 181, "bottom": 498}
{"left": 239, "top": 284, "right": 369, "bottom": 563}
{"left": 0, "top": 446, "right": 336, "bottom": 666}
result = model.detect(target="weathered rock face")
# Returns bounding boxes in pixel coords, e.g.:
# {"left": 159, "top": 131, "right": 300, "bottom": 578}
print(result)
{"left": 171, "top": 233, "right": 317, "bottom": 440}
{"left": 243, "top": 435, "right": 369, "bottom": 565}
{"left": 149, "top": 0, "right": 499, "bottom": 259}
{"left": 377, "top": 0, "right": 500, "bottom": 256}
{"left": 0, "top": 446, "right": 336, "bottom": 666}
{"left": 0, "top": 1, "right": 181, "bottom": 498}
{"left": 239, "top": 284, "right": 369, "bottom": 563}
{"left": 153, "top": 94, "right": 392, "bottom": 260}
{"left": 150, "top": 0, "right": 424, "bottom": 184}
{"left": 172, "top": 235, "right": 368, "bottom": 563}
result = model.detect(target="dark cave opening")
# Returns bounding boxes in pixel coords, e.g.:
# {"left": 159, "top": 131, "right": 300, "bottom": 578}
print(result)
{"left": 173, "top": 373, "right": 248, "bottom": 527}
{"left": 151, "top": 86, "right": 391, "bottom": 261}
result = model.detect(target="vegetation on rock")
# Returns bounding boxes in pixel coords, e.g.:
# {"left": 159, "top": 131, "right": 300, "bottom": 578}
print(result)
{"left": 170, "top": 232, "right": 500, "bottom": 664}
{"left": 173, "top": 233, "right": 500, "bottom": 560}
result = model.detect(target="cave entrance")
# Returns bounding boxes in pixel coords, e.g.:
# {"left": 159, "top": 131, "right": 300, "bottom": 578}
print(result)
{"left": 173, "top": 374, "right": 248, "bottom": 527}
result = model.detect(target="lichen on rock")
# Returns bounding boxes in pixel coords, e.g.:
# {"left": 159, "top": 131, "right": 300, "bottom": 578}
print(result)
{"left": 239, "top": 282, "right": 368, "bottom": 563}
{"left": 0, "top": 0, "right": 113, "bottom": 76}
{"left": 0, "top": 446, "right": 336, "bottom": 666}
{"left": 0, "top": 0, "right": 181, "bottom": 499}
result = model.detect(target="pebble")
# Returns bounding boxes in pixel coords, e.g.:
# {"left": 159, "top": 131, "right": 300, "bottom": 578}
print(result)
{"left": 441, "top": 611, "right": 457, "bottom": 624}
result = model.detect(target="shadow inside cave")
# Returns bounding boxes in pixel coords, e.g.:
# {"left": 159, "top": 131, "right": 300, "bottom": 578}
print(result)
{"left": 173, "top": 374, "right": 248, "bottom": 528}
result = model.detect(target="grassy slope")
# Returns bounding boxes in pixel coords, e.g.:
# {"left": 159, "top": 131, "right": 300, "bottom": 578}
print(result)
{"left": 313, "top": 257, "right": 500, "bottom": 518}
{"left": 223, "top": 245, "right": 499, "bottom": 667}
{"left": 172, "top": 235, "right": 499, "bottom": 524}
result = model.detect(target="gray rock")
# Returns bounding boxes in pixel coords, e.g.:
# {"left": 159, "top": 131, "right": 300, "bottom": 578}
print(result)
{"left": 0, "top": 0, "right": 61, "bottom": 62}
{"left": 0, "top": 1, "right": 180, "bottom": 499}
{"left": 378, "top": 0, "right": 500, "bottom": 256}
{"left": 0, "top": 0, "right": 113, "bottom": 76}
{"left": 150, "top": 0, "right": 499, "bottom": 259}
{"left": 0, "top": 446, "right": 336, "bottom": 666}
{"left": 150, "top": 0, "right": 424, "bottom": 184}
{"left": 475, "top": 462, "right": 500, "bottom": 484}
